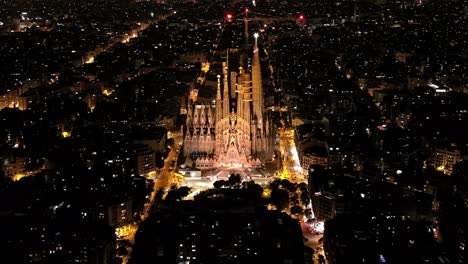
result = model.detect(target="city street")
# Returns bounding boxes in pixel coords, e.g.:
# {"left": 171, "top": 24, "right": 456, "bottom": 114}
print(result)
{"left": 117, "top": 133, "right": 183, "bottom": 264}
{"left": 301, "top": 220, "right": 326, "bottom": 264}
{"left": 278, "top": 127, "right": 304, "bottom": 182}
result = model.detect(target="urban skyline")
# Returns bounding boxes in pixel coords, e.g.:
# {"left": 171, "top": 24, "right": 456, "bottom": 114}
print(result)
{"left": 1, "top": 1, "right": 467, "bottom": 264}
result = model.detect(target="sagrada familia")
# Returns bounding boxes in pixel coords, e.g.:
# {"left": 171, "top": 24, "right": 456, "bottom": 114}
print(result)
{"left": 183, "top": 21, "right": 274, "bottom": 170}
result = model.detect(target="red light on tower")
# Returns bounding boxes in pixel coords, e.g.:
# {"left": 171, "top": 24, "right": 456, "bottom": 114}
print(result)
{"left": 225, "top": 12, "right": 233, "bottom": 22}
{"left": 245, "top": 8, "right": 249, "bottom": 13}
{"left": 298, "top": 14, "right": 305, "bottom": 20}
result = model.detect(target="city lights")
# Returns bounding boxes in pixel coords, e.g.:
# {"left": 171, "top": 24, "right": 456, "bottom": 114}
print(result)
{"left": 102, "top": 89, "right": 113, "bottom": 96}
{"left": 61, "top": 131, "right": 71, "bottom": 138}
{"left": 1, "top": 1, "right": 466, "bottom": 264}
{"left": 85, "top": 56, "right": 94, "bottom": 64}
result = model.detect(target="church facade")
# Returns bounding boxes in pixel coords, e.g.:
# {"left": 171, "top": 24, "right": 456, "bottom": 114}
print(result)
{"left": 183, "top": 33, "right": 274, "bottom": 170}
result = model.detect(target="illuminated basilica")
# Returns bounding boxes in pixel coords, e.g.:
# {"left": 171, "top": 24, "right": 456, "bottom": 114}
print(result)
{"left": 183, "top": 26, "right": 274, "bottom": 170}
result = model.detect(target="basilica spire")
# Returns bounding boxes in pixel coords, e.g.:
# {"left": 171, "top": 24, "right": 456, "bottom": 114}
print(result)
{"left": 222, "top": 60, "right": 230, "bottom": 120}
{"left": 240, "top": 9, "right": 250, "bottom": 70}
{"left": 251, "top": 32, "right": 263, "bottom": 127}
{"left": 216, "top": 74, "right": 222, "bottom": 124}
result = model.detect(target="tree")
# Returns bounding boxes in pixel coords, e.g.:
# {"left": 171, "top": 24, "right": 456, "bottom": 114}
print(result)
{"left": 269, "top": 178, "right": 281, "bottom": 190}
{"left": 270, "top": 188, "right": 290, "bottom": 211}
{"left": 165, "top": 186, "right": 191, "bottom": 203}
{"left": 300, "top": 186, "right": 310, "bottom": 206}
{"left": 176, "top": 186, "right": 191, "bottom": 198}
{"left": 213, "top": 180, "right": 227, "bottom": 189}
{"left": 228, "top": 174, "right": 242, "bottom": 188}
{"left": 244, "top": 180, "right": 264, "bottom": 201}
{"left": 280, "top": 179, "right": 297, "bottom": 192}
{"left": 155, "top": 188, "right": 165, "bottom": 203}
{"left": 290, "top": 205, "right": 303, "bottom": 217}
{"left": 290, "top": 192, "right": 299, "bottom": 205}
